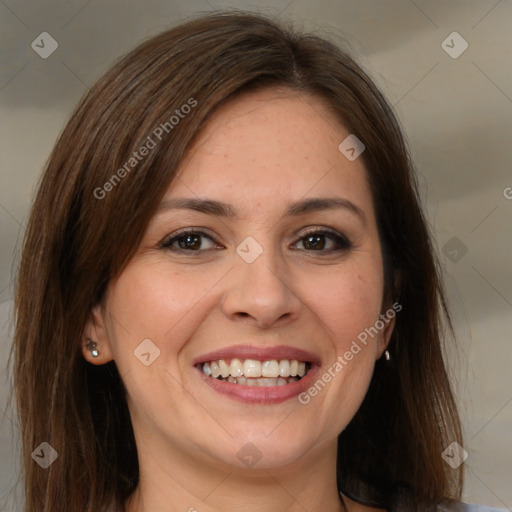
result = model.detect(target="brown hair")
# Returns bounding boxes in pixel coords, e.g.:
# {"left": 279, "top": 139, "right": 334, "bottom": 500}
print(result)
{"left": 13, "top": 11, "right": 463, "bottom": 512}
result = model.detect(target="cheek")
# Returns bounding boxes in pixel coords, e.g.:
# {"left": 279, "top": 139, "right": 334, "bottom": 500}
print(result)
{"left": 106, "top": 260, "right": 226, "bottom": 352}
{"left": 301, "top": 260, "right": 384, "bottom": 353}
{"left": 103, "top": 263, "right": 218, "bottom": 419}
{"left": 295, "top": 256, "right": 383, "bottom": 423}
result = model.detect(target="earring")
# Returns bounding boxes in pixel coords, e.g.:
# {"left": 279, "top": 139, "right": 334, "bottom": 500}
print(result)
{"left": 86, "top": 338, "right": 99, "bottom": 358}
{"left": 384, "top": 350, "right": 391, "bottom": 361}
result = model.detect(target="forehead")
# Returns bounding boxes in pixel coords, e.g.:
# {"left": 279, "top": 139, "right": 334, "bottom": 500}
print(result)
{"left": 170, "top": 88, "right": 372, "bottom": 215}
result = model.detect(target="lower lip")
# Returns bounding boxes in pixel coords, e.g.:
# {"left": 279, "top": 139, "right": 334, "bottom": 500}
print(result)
{"left": 197, "top": 365, "right": 320, "bottom": 404}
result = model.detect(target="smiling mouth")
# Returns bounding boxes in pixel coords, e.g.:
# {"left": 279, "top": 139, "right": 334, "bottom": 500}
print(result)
{"left": 197, "top": 358, "right": 312, "bottom": 387}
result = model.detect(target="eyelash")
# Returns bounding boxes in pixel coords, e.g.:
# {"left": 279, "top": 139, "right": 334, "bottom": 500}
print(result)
{"left": 159, "top": 227, "right": 353, "bottom": 254}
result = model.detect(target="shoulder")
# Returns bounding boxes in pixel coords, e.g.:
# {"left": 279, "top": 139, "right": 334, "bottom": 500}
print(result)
{"left": 438, "top": 501, "right": 508, "bottom": 512}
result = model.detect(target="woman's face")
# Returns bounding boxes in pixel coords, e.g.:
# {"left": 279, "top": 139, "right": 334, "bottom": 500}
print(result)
{"left": 86, "top": 88, "right": 394, "bottom": 472}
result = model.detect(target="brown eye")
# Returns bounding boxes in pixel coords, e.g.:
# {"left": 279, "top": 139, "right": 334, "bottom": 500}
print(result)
{"left": 293, "top": 229, "right": 352, "bottom": 252}
{"left": 160, "top": 230, "right": 220, "bottom": 252}
{"left": 303, "top": 234, "right": 326, "bottom": 250}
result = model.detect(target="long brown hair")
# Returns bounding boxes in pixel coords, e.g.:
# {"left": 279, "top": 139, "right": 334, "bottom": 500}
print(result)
{"left": 13, "top": 11, "right": 463, "bottom": 512}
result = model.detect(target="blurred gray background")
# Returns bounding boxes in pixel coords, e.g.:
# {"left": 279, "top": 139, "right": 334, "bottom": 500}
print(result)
{"left": 0, "top": 0, "right": 511, "bottom": 510}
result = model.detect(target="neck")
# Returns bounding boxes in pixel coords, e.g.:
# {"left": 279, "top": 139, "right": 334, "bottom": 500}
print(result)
{"left": 124, "top": 437, "right": 346, "bottom": 512}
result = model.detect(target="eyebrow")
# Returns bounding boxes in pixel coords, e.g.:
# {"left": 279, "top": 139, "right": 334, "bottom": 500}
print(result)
{"left": 156, "top": 196, "right": 366, "bottom": 224}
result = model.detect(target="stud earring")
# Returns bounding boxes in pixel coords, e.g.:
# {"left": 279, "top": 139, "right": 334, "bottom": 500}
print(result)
{"left": 384, "top": 350, "right": 391, "bottom": 361}
{"left": 86, "top": 338, "right": 99, "bottom": 358}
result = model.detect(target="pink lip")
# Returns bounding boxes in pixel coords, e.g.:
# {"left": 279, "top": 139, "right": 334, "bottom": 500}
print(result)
{"left": 194, "top": 345, "right": 321, "bottom": 404}
{"left": 196, "top": 364, "right": 321, "bottom": 404}
{"left": 194, "top": 344, "right": 321, "bottom": 365}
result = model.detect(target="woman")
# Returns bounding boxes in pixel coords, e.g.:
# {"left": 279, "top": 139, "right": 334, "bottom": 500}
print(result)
{"left": 12, "top": 11, "right": 505, "bottom": 512}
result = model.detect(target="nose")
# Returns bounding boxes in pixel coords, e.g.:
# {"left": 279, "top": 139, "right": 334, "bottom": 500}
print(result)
{"left": 221, "top": 248, "right": 302, "bottom": 329}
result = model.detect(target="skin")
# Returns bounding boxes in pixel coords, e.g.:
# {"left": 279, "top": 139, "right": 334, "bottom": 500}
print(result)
{"left": 83, "top": 88, "right": 394, "bottom": 512}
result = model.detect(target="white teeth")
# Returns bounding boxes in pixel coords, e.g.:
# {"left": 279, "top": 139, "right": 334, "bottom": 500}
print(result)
{"left": 244, "top": 359, "right": 262, "bottom": 378}
{"left": 218, "top": 359, "right": 230, "bottom": 378}
{"left": 208, "top": 375, "right": 300, "bottom": 386}
{"left": 230, "top": 358, "right": 243, "bottom": 377}
{"left": 210, "top": 361, "right": 221, "bottom": 378}
{"left": 279, "top": 360, "right": 290, "bottom": 377}
{"left": 261, "top": 360, "right": 279, "bottom": 378}
{"left": 201, "top": 358, "right": 310, "bottom": 381}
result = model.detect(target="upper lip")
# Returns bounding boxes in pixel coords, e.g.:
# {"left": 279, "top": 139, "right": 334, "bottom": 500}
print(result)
{"left": 194, "top": 344, "right": 321, "bottom": 365}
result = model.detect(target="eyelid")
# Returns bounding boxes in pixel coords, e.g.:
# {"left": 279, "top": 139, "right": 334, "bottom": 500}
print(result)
{"left": 298, "top": 226, "right": 345, "bottom": 237}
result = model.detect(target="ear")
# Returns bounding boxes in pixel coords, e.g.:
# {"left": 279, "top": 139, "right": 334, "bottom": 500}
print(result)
{"left": 375, "top": 269, "right": 402, "bottom": 360}
{"left": 81, "top": 303, "right": 114, "bottom": 365}
{"left": 376, "top": 302, "right": 399, "bottom": 360}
